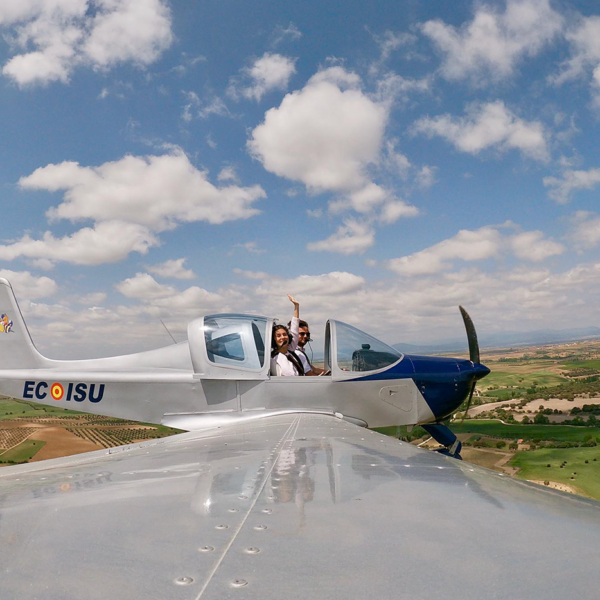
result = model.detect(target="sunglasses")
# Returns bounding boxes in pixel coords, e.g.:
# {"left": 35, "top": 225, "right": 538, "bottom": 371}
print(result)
{"left": 299, "top": 332, "right": 311, "bottom": 337}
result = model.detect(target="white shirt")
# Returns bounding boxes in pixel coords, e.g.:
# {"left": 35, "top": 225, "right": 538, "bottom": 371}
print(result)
{"left": 294, "top": 347, "right": 312, "bottom": 374}
{"left": 270, "top": 317, "right": 300, "bottom": 376}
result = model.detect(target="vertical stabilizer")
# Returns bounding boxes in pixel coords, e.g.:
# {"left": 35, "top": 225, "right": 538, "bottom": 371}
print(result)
{"left": 0, "top": 279, "right": 47, "bottom": 369}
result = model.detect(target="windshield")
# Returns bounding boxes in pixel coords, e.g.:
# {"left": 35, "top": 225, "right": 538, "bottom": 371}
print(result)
{"left": 335, "top": 321, "right": 402, "bottom": 373}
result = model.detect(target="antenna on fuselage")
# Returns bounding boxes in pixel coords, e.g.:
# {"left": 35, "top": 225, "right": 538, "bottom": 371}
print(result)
{"left": 160, "top": 319, "right": 177, "bottom": 344}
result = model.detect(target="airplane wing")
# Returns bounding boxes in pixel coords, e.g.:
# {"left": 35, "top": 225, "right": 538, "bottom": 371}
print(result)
{"left": 0, "top": 413, "right": 598, "bottom": 599}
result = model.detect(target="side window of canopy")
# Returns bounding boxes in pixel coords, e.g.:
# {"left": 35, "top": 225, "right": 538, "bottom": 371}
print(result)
{"left": 203, "top": 315, "right": 267, "bottom": 371}
{"left": 335, "top": 321, "right": 401, "bottom": 373}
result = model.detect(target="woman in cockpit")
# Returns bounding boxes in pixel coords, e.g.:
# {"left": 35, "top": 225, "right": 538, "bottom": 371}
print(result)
{"left": 271, "top": 294, "right": 304, "bottom": 376}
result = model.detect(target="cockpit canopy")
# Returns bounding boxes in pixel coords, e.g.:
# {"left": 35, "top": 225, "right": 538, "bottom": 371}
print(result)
{"left": 325, "top": 320, "right": 403, "bottom": 378}
{"left": 187, "top": 313, "right": 403, "bottom": 379}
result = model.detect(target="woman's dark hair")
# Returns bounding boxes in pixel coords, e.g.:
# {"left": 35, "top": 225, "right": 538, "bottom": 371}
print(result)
{"left": 271, "top": 324, "right": 292, "bottom": 355}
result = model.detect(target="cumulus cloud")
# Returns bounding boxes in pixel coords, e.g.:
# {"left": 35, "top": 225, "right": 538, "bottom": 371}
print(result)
{"left": 413, "top": 101, "right": 549, "bottom": 161}
{"left": 20, "top": 149, "right": 265, "bottom": 230}
{"left": 387, "top": 225, "right": 563, "bottom": 276}
{"left": 116, "top": 273, "right": 175, "bottom": 299}
{"left": 0, "top": 221, "right": 158, "bottom": 266}
{"left": 10, "top": 148, "right": 265, "bottom": 266}
{"left": 229, "top": 53, "right": 296, "bottom": 101}
{"left": 116, "top": 273, "right": 226, "bottom": 313}
{"left": 378, "top": 200, "right": 419, "bottom": 224}
{"left": 375, "top": 72, "right": 431, "bottom": 105}
{"left": 76, "top": 292, "right": 107, "bottom": 305}
{"left": 567, "top": 211, "right": 600, "bottom": 251}
{"left": 543, "top": 167, "right": 600, "bottom": 204}
{"left": 422, "top": 0, "right": 563, "bottom": 83}
{"left": 551, "top": 16, "right": 600, "bottom": 105}
{"left": 147, "top": 258, "right": 195, "bottom": 280}
{"left": 248, "top": 66, "right": 387, "bottom": 192}
{"left": 0, "top": 269, "right": 57, "bottom": 299}
{"left": 306, "top": 220, "right": 375, "bottom": 255}
{"left": 15, "top": 258, "right": 600, "bottom": 358}
{"left": 510, "top": 231, "right": 564, "bottom": 261}
{"left": 254, "top": 271, "right": 366, "bottom": 297}
{"left": 0, "top": 0, "right": 173, "bottom": 87}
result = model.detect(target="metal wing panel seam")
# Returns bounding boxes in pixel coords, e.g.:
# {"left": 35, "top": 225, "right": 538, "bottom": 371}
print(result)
{"left": 193, "top": 415, "right": 302, "bottom": 599}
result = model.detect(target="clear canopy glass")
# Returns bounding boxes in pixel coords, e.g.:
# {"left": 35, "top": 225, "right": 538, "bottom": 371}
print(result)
{"left": 335, "top": 321, "right": 402, "bottom": 373}
{"left": 203, "top": 314, "right": 267, "bottom": 371}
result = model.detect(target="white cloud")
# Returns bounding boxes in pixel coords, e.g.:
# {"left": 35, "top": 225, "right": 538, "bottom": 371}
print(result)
{"left": 413, "top": 101, "right": 549, "bottom": 161}
{"left": 0, "top": 0, "right": 172, "bottom": 87}
{"left": 248, "top": 66, "right": 387, "bottom": 192}
{"left": 254, "top": 271, "right": 366, "bottom": 297}
{"left": 388, "top": 226, "right": 503, "bottom": 276}
{"left": 12, "top": 149, "right": 265, "bottom": 266}
{"left": 372, "top": 30, "right": 417, "bottom": 67}
{"left": 543, "top": 167, "right": 600, "bottom": 204}
{"left": 567, "top": 211, "right": 600, "bottom": 251}
{"left": 422, "top": 0, "right": 563, "bottom": 83}
{"left": 229, "top": 53, "right": 296, "bottom": 102}
{"left": 76, "top": 292, "right": 107, "bottom": 305}
{"left": 198, "top": 96, "right": 229, "bottom": 119}
{"left": 415, "top": 165, "right": 438, "bottom": 189}
{"left": 306, "top": 220, "right": 375, "bottom": 255}
{"left": 510, "top": 231, "right": 564, "bottom": 261}
{"left": 378, "top": 200, "right": 419, "bottom": 224}
{"left": 147, "top": 258, "right": 195, "bottom": 280}
{"left": 116, "top": 273, "right": 226, "bottom": 314}
{"left": 552, "top": 17, "right": 600, "bottom": 103}
{"left": 272, "top": 23, "right": 302, "bottom": 46}
{"left": 375, "top": 72, "right": 431, "bottom": 105}
{"left": 0, "top": 221, "right": 158, "bottom": 266}
{"left": 83, "top": 0, "right": 172, "bottom": 68}
{"left": 331, "top": 183, "right": 388, "bottom": 214}
{"left": 217, "top": 166, "right": 239, "bottom": 182}
{"left": 387, "top": 225, "right": 563, "bottom": 276}
{"left": 230, "top": 241, "right": 265, "bottom": 255}
{"left": 383, "top": 140, "right": 411, "bottom": 179}
{"left": 0, "top": 269, "right": 57, "bottom": 299}
{"left": 116, "top": 273, "right": 175, "bottom": 299}
{"left": 20, "top": 149, "right": 265, "bottom": 230}
{"left": 182, "top": 92, "right": 230, "bottom": 121}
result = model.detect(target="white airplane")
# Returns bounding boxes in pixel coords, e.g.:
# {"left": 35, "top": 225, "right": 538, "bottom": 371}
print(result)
{"left": 0, "top": 277, "right": 598, "bottom": 599}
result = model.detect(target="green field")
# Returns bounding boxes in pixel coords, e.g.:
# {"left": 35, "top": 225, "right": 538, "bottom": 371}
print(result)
{"left": 560, "top": 359, "right": 600, "bottom": 370}
{"left": 480, "top": 369, "right": 568, "bottom": 401}
{"left": 510, "top": 447, "right": 600, "bottom": 500}
{"left": 0, "top": 397, "right": 83, "bottom": 419}
{"left": 0, "top": 440, "right": 46, "bottom": 464}
{"left": 451, "top": 420, "right": 600, "bottom": 442}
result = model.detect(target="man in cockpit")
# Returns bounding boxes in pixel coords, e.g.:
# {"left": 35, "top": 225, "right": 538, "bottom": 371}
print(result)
{"left": 290, "top": 319, "right": 325, "bottom": 376}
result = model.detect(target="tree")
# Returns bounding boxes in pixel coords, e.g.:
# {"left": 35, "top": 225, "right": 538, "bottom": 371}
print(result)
{"left": 522, "top": 416, "right": 530, "bottom": 424}
{"left": 534, "top": 413, "right": 550, "bottom": 425}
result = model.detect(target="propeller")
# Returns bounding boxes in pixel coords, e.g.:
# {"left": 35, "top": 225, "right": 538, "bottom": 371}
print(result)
{"left": 459, "top": 305, "right": 481, "bottom": 421}
{"left": 423, "top": 306, "right": 489, "bottom": 459}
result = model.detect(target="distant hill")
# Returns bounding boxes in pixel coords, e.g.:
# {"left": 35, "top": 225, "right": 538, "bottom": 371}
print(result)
{"left": 393, "top": 326, "right": 600, "bottom": 355}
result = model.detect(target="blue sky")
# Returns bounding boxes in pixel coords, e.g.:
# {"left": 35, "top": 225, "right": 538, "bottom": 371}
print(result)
{"left": 1, "top": 0, "right": 600, "bottom": 358}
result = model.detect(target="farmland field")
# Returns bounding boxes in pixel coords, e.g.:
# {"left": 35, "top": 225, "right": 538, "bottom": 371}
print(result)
{"left": 0, "top": 397, "right": 181, "bottom": 467}
{"left": 0, "top": 440, "right": 46, "bottom": 464}
{"left": 451, "top": 420, "right": 600, "bottom": 442}
{"left": 509, "top": 447, "right": 600, "bottom": 499}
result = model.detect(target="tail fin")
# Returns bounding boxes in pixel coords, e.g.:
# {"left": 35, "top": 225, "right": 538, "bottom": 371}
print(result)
{"left": 0, "top": 278, "right": 47, "bottom": 369}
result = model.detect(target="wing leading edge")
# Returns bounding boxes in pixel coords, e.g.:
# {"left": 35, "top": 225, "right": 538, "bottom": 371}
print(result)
{"left": 0, "top": 413, "right": 599, "bottom": 599}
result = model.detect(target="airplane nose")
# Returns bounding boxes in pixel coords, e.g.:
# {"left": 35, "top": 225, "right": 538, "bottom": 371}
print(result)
{"left": 473, "top": 363, "right": 490, "bottom": 380}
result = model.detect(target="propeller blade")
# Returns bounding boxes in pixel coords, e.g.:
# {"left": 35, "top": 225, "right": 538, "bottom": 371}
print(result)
{"left": 461, "top": 381, "right": 476, "bottom": 423}
{"left": 459, "top": 305, "right": 480, "bottom": 365}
